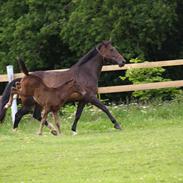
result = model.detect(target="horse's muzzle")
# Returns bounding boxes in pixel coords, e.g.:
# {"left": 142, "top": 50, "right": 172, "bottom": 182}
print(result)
{"left": 118, "top": 60, "right": 126, "bottom": 67}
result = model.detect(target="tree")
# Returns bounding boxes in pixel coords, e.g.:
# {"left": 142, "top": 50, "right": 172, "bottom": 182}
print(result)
{"left": 0, "top": 0, "right": 74, "bottom": 73}
{"left": 61, "top": 0, "right": 178, "bottom": 60}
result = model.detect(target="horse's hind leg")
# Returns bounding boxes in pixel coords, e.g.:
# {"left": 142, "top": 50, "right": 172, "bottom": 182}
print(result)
{"left": 13, "top": 106, "right": 31, "bottom": 130}
{"left": 15, "top": 82, "right": 21, "bottom": 90}
{"left": 4, "top": 87, "right": 18, "bottom": 109}
{"left": 71, "top": 101, "right": 85, "bottom": 135}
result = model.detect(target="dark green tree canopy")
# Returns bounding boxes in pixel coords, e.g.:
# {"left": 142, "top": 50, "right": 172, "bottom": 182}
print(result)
{"left": 61, "top": 0, "right": 181, "bottom": 60}
{"left": 0, "top": 0, "right": 182, "bottom": 74}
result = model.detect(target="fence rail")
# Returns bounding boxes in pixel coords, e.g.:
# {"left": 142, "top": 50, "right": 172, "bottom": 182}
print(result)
{"left": 0, "top": 59, "right": 183, "bottom": 94}
{"left": 98, "top": 80, "right": 183, "bottom": 94}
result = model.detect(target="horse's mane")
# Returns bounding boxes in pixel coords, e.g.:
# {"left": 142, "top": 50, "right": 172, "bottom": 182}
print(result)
{"left": 75, "top": 43, "right": 102, "bottom": 66}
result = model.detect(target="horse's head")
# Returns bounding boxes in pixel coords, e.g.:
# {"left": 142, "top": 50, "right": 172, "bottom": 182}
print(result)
{"left": 97, "top": 41, "right": 126, "bottom": 67}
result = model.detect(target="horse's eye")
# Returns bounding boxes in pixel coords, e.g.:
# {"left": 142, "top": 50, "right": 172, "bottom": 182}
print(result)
{"left": 110, "top": 48, "right": 114, "bottom": 52}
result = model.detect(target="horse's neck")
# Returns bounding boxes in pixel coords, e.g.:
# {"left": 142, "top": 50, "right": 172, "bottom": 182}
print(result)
{"left": 30, "top": 77, "right": 47, "bottom": 94}
{"left": 76, "top": 53, "right": 103, "bottom": 81}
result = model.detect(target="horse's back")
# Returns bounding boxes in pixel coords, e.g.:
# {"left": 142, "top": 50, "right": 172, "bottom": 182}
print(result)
{"left": 32, "top": 70, "right": 74, "bottom": 88}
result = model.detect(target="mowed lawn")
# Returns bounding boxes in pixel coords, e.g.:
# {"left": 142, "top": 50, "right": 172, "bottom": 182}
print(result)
{"left": 0, "top": 101, "right": 183, "bottom": 183}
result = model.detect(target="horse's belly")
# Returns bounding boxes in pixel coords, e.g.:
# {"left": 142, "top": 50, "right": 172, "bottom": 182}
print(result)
{"left": 68, "top": 93, "right": 83, "bottom": 101}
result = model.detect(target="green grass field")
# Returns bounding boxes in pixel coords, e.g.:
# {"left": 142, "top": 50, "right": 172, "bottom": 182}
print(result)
{"left": 0, "top": 101, "right": 183, "bottom": 183}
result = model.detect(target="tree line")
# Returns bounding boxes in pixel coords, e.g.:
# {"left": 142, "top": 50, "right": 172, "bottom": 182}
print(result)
{"left": 0, "top": 0, "right": 182, "bottom": 101}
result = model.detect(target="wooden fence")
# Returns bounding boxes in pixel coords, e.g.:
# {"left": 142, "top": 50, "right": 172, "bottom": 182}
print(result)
{"left": 0, "top": 59, "right": 183, "bottom": 94}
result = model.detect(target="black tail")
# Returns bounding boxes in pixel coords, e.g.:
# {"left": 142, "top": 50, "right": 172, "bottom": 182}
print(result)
{"left": 17, "top": 57, "right": 29, "bottom": 76}
{"left": 0, "top": 78, "right": 21, "bottom": 122}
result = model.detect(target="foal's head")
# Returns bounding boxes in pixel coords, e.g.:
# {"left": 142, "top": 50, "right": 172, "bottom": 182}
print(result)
{"left": 63, "top": 79, "right": 86, "bottom": 97}
{"left": 96, "top": 41, "right": 126, "bottom": 67}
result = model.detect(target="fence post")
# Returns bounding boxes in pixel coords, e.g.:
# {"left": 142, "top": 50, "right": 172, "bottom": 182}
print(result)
{"left": 6, "top": 65, "right": 17, "bottom": 124}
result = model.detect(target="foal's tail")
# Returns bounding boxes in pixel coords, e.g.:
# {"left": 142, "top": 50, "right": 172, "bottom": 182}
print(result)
{"left": 17, "top": 57, "right": 29, "bottom": 76}
{"left": 0, "top": 78, "right": 21, "bottom": 122}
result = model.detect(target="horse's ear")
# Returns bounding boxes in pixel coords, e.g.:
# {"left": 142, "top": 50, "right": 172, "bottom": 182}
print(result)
{"left": 102, "top": 41, "right": 108, "bottom": 47}
{"left": 102, "top": 40, "right": 111, "bottom": 47}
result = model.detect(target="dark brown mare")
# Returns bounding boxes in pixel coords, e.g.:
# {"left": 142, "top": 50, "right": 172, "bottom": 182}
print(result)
{"left": 5, "top": 60, "right": 86, "bottom": 135}
{"left": 0, "top": 41, "right": 126, "bottom": 134}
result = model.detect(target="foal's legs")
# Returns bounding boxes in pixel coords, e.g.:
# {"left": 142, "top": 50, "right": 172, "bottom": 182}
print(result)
{"left": 89, "top": 96, "right": 122, "bottom": 130}
{"left": 33, "top": 104, "right": 57, "bottom": 135}
{"left": 52, "top": 112, "right": 61, "bottom": 134}
{"left": 71, "top": 101, "right": 86, "bottom": 134}
{"left": 37, "top": 109, "right": 48, "bottom": 135}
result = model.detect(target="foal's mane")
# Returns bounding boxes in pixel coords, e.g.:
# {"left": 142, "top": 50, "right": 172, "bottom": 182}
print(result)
{"left": 76, "top": 43, "right": 102, "bottom": 66}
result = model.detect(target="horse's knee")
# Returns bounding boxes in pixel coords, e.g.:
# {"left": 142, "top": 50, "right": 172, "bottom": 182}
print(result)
{"left": 74, "top": 116, "right": 80, "bottom": 122}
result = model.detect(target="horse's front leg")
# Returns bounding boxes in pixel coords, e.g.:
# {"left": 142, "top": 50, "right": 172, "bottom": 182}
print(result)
{"left": 37, "top": 109, "right": 48, "bottom": 135}
{"left": 89, "top": 96, "right": 122, "bottom": 130}
{"left": 33, "top": 104, "right": 57, "bottom": 135}
{"left": 52, "top": 112, "right": 61, "bottom": 134}
{"left": 71, "top": 101, "right": 86, "bottom": 135}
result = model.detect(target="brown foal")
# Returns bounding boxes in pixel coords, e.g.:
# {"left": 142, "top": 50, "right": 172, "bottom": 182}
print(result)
{"left": 6, "top": 72, "right": 86, "bottom": 135}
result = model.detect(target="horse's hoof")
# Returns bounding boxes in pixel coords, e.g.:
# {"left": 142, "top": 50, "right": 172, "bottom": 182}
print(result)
{"left": 114, "top": 123, "right": 122, "bottom": 130}
{"left": 12, "top": 128, "right": 18, "bottom": 132}
{"left": 51, "top": 130, "right": 58, "bottom": 136}
{"left": 37, "top": 132, "right": 42, "bottom": 136}
{"left": 72, "top": 131, "right": 77, "bottom": 136}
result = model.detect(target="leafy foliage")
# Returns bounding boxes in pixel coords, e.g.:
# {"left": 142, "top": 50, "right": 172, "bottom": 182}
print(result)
{"left": 61, "top": 0, "right": 178, "bottom": 60}
{"left": 0, "top": 0, "right": 182, "bottom": 74}
{"left": 0, "top": 0, "right": 74, "bottom": 72}
{"left": 120, "top": 58, "right": 179, "bottom": 102}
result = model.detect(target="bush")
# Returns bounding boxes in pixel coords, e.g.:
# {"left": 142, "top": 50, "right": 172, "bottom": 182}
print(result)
{"left": 120, "top": 58, "right": 179, "bottom": 102}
